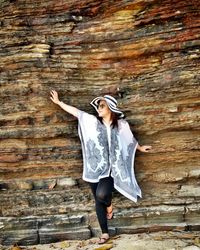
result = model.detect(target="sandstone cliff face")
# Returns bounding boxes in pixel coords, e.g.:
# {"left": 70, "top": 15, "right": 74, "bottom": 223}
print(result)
{"left": 0, "top": 0, "right": 200, "bottom": 245}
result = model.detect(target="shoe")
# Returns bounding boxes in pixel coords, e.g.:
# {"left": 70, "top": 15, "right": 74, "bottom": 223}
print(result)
{"left": 98, "top": 235, "right": 110, "bottom": 244}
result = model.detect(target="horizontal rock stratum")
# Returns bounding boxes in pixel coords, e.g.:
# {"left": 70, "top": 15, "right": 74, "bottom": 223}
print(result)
{"left": 0, "top": 0, "right": 200, "bottom": 246}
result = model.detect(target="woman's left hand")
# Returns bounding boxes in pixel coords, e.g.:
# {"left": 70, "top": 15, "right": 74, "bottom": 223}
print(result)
{"left": 139, "top": 145, "right": 152, "bottom": 152}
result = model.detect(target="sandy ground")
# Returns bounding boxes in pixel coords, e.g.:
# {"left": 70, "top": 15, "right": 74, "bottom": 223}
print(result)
{"left": 2, "top": 231, "right": 200, "bottom": 250}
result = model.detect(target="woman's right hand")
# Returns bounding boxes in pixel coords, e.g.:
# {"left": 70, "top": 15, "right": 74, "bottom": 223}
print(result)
{"left": 50, "top": 90, "right": 60, "bottom": 105}
{"left": 50, "top": 90, "right": 78, "bottom": 117}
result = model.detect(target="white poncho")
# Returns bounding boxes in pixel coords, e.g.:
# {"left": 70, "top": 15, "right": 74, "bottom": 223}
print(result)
{"left": 77, "top": 110, "right": 142, "bottom": 202}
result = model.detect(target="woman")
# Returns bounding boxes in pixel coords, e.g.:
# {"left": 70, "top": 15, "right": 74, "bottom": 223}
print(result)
{"left": 50, "top": 90, "right": 151, "bottom": 244}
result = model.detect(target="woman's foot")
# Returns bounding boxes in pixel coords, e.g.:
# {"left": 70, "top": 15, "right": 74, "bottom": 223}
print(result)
{"left": 106, "top": 204, "right": 113, "bottom": 220}
{"left": 97, "top": 233, "right": 110, "bottom": 244}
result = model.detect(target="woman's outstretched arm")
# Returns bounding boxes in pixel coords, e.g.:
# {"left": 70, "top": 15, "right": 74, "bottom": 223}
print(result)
{"left": 50, "top": 90, "right": 78, "bottom": 118}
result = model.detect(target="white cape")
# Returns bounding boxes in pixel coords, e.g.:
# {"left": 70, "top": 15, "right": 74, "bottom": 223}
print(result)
{"left": 77, "top": 110, "right": 142, "bottom": 202}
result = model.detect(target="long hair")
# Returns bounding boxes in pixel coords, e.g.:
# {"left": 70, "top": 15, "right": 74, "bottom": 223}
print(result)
{"left": 97, "top": 111, "right": 119, "bottom": 129}
{"left": 110, "top": 111, "right": 119, "bottom": 128}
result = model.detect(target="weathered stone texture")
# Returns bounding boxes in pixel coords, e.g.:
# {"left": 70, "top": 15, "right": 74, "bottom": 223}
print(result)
{"left": 0, "top": 0, "right": 200, "bottom": 245}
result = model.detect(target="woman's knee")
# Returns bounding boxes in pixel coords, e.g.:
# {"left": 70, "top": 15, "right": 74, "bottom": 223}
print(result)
{"left": 96, "top": 190, "right": 106, "bottom": 201}
{"left": 96, "top": 190, "right": 111, "bottom": 205}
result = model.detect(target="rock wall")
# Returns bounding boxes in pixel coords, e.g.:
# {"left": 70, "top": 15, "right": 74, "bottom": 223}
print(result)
{"left": 0, "top": 0, "right": 200, "bottom": 245}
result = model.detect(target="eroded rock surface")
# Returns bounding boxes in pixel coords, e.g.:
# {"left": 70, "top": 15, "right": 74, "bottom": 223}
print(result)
{"left": 0, "top": 0, "right": 200, "bottom": 245}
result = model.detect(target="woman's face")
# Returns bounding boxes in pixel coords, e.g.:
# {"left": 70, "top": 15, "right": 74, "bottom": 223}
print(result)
{"left": 97, "top": 100, "right": 111, "bottom": 118}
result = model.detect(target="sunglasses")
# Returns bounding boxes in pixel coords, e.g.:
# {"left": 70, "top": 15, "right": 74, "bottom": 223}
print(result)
{"left": 98, "top": 104, "right": 106, "bottom": 109}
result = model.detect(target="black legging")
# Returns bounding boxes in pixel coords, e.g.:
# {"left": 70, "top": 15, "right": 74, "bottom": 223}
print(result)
{"left": 89, "top": 176, "right": 114, "bottom": 234}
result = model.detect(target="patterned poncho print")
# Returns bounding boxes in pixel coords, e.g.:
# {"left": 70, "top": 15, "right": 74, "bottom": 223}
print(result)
{"left": 77, "top": 110, "right": 142, "bottom": 202}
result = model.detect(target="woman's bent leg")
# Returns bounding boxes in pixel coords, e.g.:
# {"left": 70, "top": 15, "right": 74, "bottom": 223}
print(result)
{"left": 96, "top": 177, "right": 113, "bottom": 206}
{"left": 89, "top": 177, "right": 114, "bottom": 234}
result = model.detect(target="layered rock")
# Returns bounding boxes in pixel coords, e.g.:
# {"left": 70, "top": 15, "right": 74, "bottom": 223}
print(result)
{"left": 0, "top": 0, "right": 200, "bottom": 245}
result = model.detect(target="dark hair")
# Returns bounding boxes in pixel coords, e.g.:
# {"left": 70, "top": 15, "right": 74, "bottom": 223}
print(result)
{"left": 97, "top": 111, "right": 119, "bottom": 129}
{"left": 110, "top": 111, "right": 119, "bottom": 128}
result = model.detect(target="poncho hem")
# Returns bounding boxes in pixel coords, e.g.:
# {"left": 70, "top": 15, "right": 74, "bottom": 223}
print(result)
{"left": 114, "top": 183, "right": 142, "bottom": 203}
{"left": 83, "top": 174, "right": 110, "bottom": 183}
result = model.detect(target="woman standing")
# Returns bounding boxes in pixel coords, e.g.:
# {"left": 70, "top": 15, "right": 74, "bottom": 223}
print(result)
{"left": 50, "top": 90, "right": 151, "bottom": 244}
